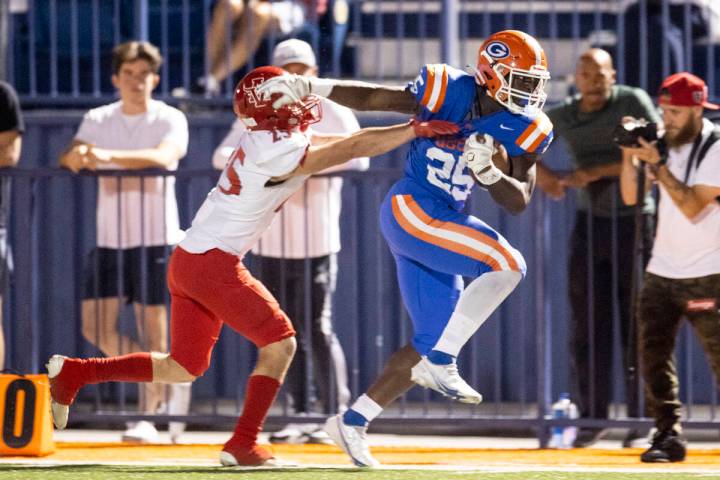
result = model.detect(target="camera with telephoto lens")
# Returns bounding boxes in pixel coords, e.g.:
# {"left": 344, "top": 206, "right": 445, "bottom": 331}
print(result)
{"left": 612, "top": 118, "right": 658, "bottom": 147}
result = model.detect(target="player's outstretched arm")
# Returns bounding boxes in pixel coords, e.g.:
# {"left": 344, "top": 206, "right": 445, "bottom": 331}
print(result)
{"left": 281, "top": 120, "right": 458, "bottom": 178}
{"left": 463, "top": 133, "right": 537, "bottom": 215}
{"left": 258, "top": 75, "right": 419, "bottom": 114}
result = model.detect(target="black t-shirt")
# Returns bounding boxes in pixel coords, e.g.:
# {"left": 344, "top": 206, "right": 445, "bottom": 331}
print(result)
{"left": 0, "top": 81, "right": 22, "bottom": 231}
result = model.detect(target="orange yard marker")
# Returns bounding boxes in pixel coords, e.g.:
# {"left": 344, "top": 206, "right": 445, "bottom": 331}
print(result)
{"left": 0, "top": 373, "right": 55, "bottom": 456}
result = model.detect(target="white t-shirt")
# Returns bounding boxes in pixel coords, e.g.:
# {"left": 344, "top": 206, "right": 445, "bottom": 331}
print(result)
{"left": 212, "top": 98, "right": 369, "bottom": 258}
{"left": 182, "top": 129, "right": 311, "bottom": 258}
{"left": 75, "top": 100, "right": 188, "bottom": 249}
{"left": 647, "top": 118, "right": 720, "bottom": 279}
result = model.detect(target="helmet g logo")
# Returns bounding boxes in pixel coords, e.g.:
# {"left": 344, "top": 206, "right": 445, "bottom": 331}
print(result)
{"left": 485, "top": 41, "right": 510, "bottom": 59}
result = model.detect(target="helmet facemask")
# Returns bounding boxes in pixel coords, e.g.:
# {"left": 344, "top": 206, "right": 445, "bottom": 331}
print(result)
{"left": 491, "top": 60, "right": 549, "bottom": 115}
{"left": 281, "top": 95, "right": 322, "bottom": 132}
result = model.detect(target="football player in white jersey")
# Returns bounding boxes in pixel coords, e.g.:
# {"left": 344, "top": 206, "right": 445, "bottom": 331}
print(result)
{"left": 45, "top": 66, "right": 458, "bottom": 467}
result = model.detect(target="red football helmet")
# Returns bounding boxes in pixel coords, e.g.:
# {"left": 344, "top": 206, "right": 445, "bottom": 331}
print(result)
{"left": 475, "top": 30, "right": 550, "bottom": 114}
{"left": 233, "top": 66, "right": 321, "bottom": 131}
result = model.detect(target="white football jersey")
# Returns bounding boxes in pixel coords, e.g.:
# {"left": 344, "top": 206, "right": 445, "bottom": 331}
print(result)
{"left": 180, "top": 129, "right": 311, "bottom": 257}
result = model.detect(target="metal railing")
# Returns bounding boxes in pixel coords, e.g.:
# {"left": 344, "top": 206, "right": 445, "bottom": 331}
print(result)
{"left": 3, "top": 165, "right": 719, "bottom": 443}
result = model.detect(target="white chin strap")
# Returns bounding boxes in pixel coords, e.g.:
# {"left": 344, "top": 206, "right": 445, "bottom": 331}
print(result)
{"left": 434, "top": 270, "right": 522, "bottom": 357}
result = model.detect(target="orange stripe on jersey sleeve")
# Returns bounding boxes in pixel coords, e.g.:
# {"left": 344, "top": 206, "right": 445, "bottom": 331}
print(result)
{"left": 515, "top": 117, "right": 541, "bottom": 147}
{"left": 430, "top": 66, "right": 449, "bottom": 113}
{"left": 527, "top": 131, "right": 549, "bottom": 152}
{"left": 420, "top": 66, "right": 436, "bottom": 107}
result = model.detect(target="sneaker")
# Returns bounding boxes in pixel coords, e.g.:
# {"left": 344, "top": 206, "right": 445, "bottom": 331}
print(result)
{"left": 640, "top": 428, "right": 687, "bottom": 463}
{"left": 122, "top": 420, "right": 160, "bottom": 444}
{"left": 410, "top": 356, "right": 483, "bottom": 404}
{"left": 323, "top": 414, "right": 379, "bottom": 468}
{"left": 269, "top": 424, "right": 307, "bottom": 444}
{"left": 46, "top": 354, "right": 76, "bottom": 430}
{"left": 622, "top": 428, "right": 651, "bottom": 449}
{"left": 168, "top": 383, "right": 192, "bottom": 444}
{"left": 572, "top": 428, "right": 608, "bottom": 448}
{"left": 220, "top": 443, "right": 295, "bottom": 467}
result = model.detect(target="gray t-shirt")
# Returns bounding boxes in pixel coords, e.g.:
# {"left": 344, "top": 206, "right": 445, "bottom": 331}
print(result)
{"left": 547, "top": 85, "right": 659, "bottom": 217}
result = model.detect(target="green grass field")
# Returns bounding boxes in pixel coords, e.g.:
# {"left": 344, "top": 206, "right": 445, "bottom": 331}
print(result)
{"left": 1, "top": 466, "right": 720, "bottom": 480}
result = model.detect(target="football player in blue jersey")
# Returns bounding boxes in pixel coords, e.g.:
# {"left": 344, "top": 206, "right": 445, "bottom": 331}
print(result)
{"left": 259, "top": 30, "right": 553, "bottom": 467}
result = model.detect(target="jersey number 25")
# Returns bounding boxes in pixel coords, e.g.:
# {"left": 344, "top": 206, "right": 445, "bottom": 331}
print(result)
{"left": 426, "top": 147, "right": 474, "bottom": 201}
{"left": 219, "top": 148, "right": 245, "bottom": 196}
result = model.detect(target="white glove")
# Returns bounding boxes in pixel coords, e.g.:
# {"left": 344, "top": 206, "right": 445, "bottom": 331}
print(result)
{"left": 462, "top": 133, "right": 502, "bottom": 185}
{"left": 257, "top": 74, "right": 335, "bottom": 109}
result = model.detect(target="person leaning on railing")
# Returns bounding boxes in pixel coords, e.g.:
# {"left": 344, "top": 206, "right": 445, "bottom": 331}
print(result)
{"left": 620, "top": 72, "right": 720, "bottom": 463}
{"left": 57, "top": 40, "right": 190, "bottom": 444}
{"left": 0, "top": 81, "right": 24, "bottom": 371}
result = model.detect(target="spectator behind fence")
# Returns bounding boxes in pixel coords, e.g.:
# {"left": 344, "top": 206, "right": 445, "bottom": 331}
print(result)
{"left": 58, "top": 40, "right": 190, "bottom": 444}
{"left": 197, "top": 0, "right": 327, "bottom": 95}
{"left": 212, "top": 39, "right": 364, "bottom": 444}
{"left": 0, "top": 81, "right": 23, "bottom": 371}
{"left": 537, "top": 49, "right": 660, "bottom": 448}
{"left": 619, "top": 72, "right": 720, "bottom": 463}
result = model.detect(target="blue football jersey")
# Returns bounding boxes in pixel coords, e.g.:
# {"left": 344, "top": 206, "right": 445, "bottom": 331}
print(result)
{"left": 405, "top": 64, "right": 554, "bottom": 210}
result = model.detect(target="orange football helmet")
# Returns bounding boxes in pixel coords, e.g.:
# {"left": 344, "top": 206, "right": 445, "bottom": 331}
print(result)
{"left": 475, "top": 30, "right": 550, "bottom": 114}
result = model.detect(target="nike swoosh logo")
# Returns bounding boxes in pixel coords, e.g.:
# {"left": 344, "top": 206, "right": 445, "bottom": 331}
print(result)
{"left": 499, "top": 124, "right": 514, "bottom": 131}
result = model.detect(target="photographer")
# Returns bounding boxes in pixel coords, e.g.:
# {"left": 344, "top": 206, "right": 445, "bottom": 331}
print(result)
{"left": 538, "top": 49, "right": 659, "bottom": 448}
{"left": 620, "top": 72, "right": 720, "bottom": 463}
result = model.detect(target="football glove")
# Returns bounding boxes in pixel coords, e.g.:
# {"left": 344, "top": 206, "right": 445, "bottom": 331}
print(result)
{"left": 462, "top": 133, "right": 502, "bottom": 185}
{"left": 257, "top": 74, "right": 335, "bottom": 109}
{"left": 410, "top": 118, "right": 460, "bottom": 137}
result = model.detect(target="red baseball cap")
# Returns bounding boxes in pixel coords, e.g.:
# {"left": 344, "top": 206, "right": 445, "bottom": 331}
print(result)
{"left": 658, "top": 72, "right": 719, "bottom": 110}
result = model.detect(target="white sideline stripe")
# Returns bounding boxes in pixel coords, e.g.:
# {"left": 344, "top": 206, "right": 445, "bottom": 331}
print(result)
{"left": 2, "top": 459, "right": 719, "bottom": 474}
{"left": 395, "top": 196, "right": 511, "bottom": 271}
{"left": 425, "top": 65, "right": 445, "bottom": 112}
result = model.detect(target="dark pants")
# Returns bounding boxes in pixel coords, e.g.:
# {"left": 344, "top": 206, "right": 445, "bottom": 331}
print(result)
{"left": 639, "top": 272, "right": 720, "bottom": 431}
{"left": 256, "top": 254, "right": 350, "bottom": 414}
{"left": 568, "top": 212, "right": 653, "bottom": 420}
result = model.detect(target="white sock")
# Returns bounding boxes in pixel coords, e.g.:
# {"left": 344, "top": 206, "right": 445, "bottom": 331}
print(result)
{"left": 434, "top": 270, "right": 522, "bottom": 357}
{"left": 350, "top": 394, "right": 383, "bottom": 423}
